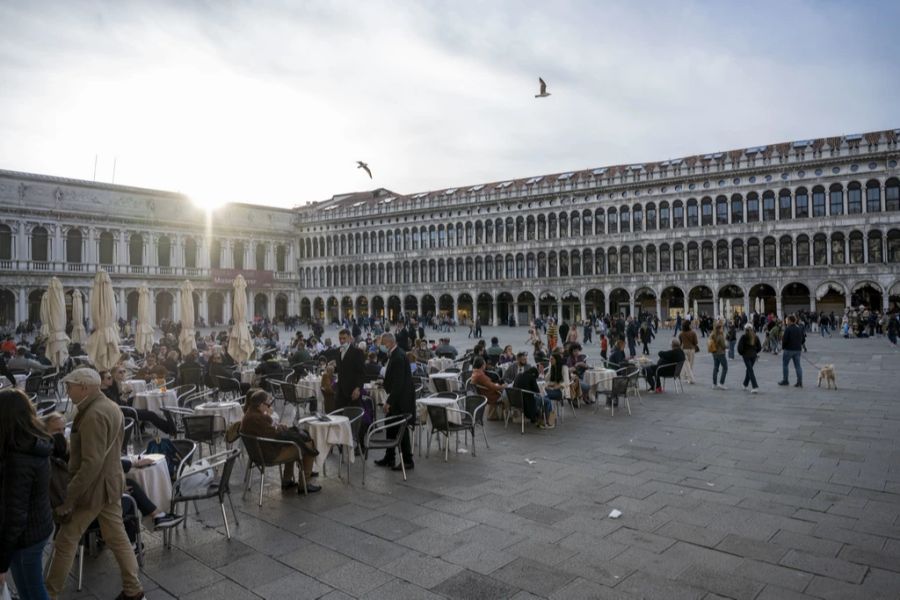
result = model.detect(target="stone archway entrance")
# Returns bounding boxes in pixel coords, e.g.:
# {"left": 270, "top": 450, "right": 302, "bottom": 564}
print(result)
{"left": 718, "top": 284, "right": 744, "bottom": 317}
{"left": 660, "top": 286, "right": 684, "bottom": 320}
{"left": 851, "top": 282, "right": 883, "bottom": 312}
{"left": 688, "top": 285, "right": 714, "bottom": 318}
{"left": 749, "top": 283, "right": 777, "bottom": 315}
{"left": 634, "top": 287, "right": 657, "bottom": 318}
{"left": 609, "top": 288, "right": 630, "bottom": 317}
{"left": 782, "top": 283, "right": 811, "bottom": 316}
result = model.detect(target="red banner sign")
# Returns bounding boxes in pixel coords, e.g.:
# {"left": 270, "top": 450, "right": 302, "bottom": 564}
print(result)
{"left": 210, "top": 269, "right": 274, "bottom": 288}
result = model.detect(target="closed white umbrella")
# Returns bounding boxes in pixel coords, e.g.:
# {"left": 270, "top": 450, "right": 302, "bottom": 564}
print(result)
{"left": 692, "top": 299, "right": 699, "bottom": 318}
{"left": 178, "top": 280, "right": 197, "bottom": 356}
{"left": 70, "top": 289, "right": 87, "bottom": 344}
{"left": 228, "top": 274, "right": 254, "bottom": 363}
{"left": 45, "top": 277, "right": 70, "bottom": 367}
{"left": 135, "top": 286, "right": 154, "bottom": 355}
{"left": 40, "top": 292, "right": 50, "bottom": 337}
{"left": 85, "top": 271, "right": 119, "bottom": 371}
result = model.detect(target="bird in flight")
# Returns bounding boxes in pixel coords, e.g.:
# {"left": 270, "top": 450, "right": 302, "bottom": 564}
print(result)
{"left": 535, "top": 77, "right": 550, "bottom": 98}
{"left": 357, "top": 161, "right": 372, "bottom": 179}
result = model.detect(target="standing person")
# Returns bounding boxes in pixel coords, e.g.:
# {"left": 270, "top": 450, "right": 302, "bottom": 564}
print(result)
{"left": 582, "top": 319, "right": 593, "bottom": 344}
{"left": 625, "top": 317, "right": 638, "bottom": 358}
{"left": 45, "top": 368, "right": 145, "bottom": 600}
{"left": 709, "top": 322, "right": 728, "bottom": 390}
{"left": 778, "top": 315, "right": 804, "bottom": 388}
{"left": 737, "top": 324, "right": 761, "bottom": 393}
{"left": 0, "top": 389, "right": 54, "bottom": 600}
{"left": 726, "top": 319, "right": 738, "bottom": 360}
{"left": 677, "top": 321, "right": 699, "bottom": 384}
{"left": 639, "top": 319, "right": 654, "bottom": 355}
{"left": 335, "top": 328, "right": 365, "bottom": 411}
{"left": 546, "top": 318, "right": 559, "bottom": 352}
{"left": 374, "top": 333, "right": 415, "bottom": 471}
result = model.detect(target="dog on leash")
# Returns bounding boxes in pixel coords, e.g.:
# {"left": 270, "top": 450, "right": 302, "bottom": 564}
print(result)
{"left": 817, "top": 364, "right": 837, "bottom": 389}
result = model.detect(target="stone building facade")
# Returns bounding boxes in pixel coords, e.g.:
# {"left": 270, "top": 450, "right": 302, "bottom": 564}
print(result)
{"left": 0, "top": 170, "right": 299, "bottom": 329}
{"left": 295, "top": 129, "right": 900, "bottom": 325}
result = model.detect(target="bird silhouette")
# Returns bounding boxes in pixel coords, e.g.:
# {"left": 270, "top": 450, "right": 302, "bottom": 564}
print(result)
{"left": 535, "top": 77, "right": 550, "bottom": 98}
{"left": 357, "top": 161, "right": 372, "bottom": 179}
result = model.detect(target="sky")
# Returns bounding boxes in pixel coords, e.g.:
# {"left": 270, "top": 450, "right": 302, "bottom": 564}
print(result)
{"left": 1, "top": 0, "right": 898, "bottom": 209}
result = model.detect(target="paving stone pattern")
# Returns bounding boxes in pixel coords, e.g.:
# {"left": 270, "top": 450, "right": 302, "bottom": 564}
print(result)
{"left": 61, "top": 326, "right": 900, "bottom": 599}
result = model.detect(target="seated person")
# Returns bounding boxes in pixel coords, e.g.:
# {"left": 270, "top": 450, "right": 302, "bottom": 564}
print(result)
{"left": 133, "top": 355, "right": 159, "bottom": 381}
{"left": 434, "top": 338, "right": 458, "bottom": 359}
{"left": 607, "top": 338, "right": 628, "bottom": 369}
{"left": 363, "top": 352, "right": 382, "bottom": 381}
{"left": 208, "top": 351, "right": 250, "bottom": 394}
{"left": 414, "top": 338, "right": 434, "bottom": 363}
{"left": 511, "top": 366, "right": 544, "bottom": 425}
{"left": 320, "top": 362, "right": 336, "bottom": 413}
{"left": 407, "top": 351, "right": 428, "bottom": 379}
{"left": 470, "top": 357, "right": 506, "bottom": 420}
{"left": 102, "top": 369, "right": 176, "bottom": 435}
{"left": 498, "top": 345, "right": 515, "bottom": 366}
{"left": 532, "top": 340, "right": 548, "bottom": 369}
{"left": 7, "top": 346, "right": 49, "bottom": 372}
{"left": 177, "top": 351, "right": 204, "bottom": 386}
{"left": 540, "top": 353, "right": 564, "bottom": 427}
{"left": 240, "top": 389, "right": 321, "bottom": 493}
{"left": 502, "top": 352, "right": 530, "bottom": 385}
{"left": 255, "top": 349, "right": 285, "bottom": 387}
{"left": 646, "top": 338, "right": 686, "bottom": 392}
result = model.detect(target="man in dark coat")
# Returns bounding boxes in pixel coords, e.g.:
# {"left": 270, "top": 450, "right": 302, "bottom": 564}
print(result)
{"left": 374, "top": 332, "right": 415, "bottom": 471}
{"left": 335, "top": 329, "right": 365, "bottom": 410}
{"left": 646, "top": 338, "right": 686, "bottom": 391}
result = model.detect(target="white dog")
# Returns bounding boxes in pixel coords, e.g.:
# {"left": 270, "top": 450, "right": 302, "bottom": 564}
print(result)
{"left": 817, "top": 364, "right": 837, "bottom": 389}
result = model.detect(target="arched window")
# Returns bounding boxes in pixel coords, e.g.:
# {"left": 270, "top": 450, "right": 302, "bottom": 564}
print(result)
{"left": 700, "top": 198, "right": 712, "bottom": 226}
{"left": 209, "top": 239, "right": 221, "bottom": 269}
{"left": 646, "top": 203, "right": 657, "bottom": 230}
{"left": 595, "top": 248, "right": 605, "bottom": 274}
{"left": 687, "top": 242, "right": 699, "bottom": 271}
{"left": 583, "top": 249, "right": 593, "bottom": 275}
{"left": 747, "top": 193, "right": 759, "bottom": 222}
{"left": 66, "top": 228, "right": 83, "bottom": 263}
{"left": 548, "top": 251, "right": 558, "bottom": 277}
{"left": 233, "top": 241, "right": 244, "bottom": 270}
{"left": 849, "top": 231, "right": 864, "bottom": 264}
{"left": 813, "top": 234, "right": 827, "bottom": 265}
{"left": 672, "top": 242, "right": 684, "bottom": 271}
{"left": 0, "top": 224, "right": 11, "bottom": 260}
{"left": 129, "top": 233, "right": 143, "bottom": 266}
{"left": 715, "top": 196, "right": 728, "bottom": 225}
{"left": 847, "top": 182, "right": 862, "bottom": 214}
{"left": 31, "top": 226, "right": 49, "bottom": 262}
{"left": 716, "top": 240, "right": 728, "bottom": 269}
{"left": 256, "top": 243, "right": 266, "bottom": 271}
{"left": 582, "top": 210, "right": 593, "bottom": 236}
{"left": 659, "top": 202, "right": 670, "bottom": 229}
{"left": 607, "top": 208, "right": 618, "bottom": 234}
{"left": 779, "top": 235, "right": 793, "bottom": 266}
{"left": 558, "top": 251, "right": 568, "bottom": 277}
{"left": 660, "top": 244, "right": 671, "bottom": 272}
{"left": 812, "top": 186, "right": 826, "bottom": 216}
{"left": 474, "top": 257, "right": 483, "bottom": 280}
{"left": 747, "top": 238, "right": 760, "bottom": 268}
{"left": 731, "top": 194, "right": 743, "bottom": 224}
{"left": 646, "top": 244, "right": 657, "bottom": 272}
{"left": 594, "top": 209, "right": 605, "bottom": 235}
{"left": 620, "top": 246, "right": 631, "bottom": 274}
{"left": 184, "top": 238, "right": 197, "bottom": 268}
{"left": 887, "top": 230, "right": 900, "bottom": 262}
{"left": 538, "top": 252, "right": 547, "bottom": 277}
{"left": 619, "top": 206, "right": 630, "bottom": 233}
{"left": 795, "top": 187, "right": 809, "bottom": 218}
{"left": 887, "top": 178, "right": 900, "bottom": 211}
{"left": 607, "top": 247, "right": 618, "bottom": 274}
{"left": 276, "top": 245, "right": 286, "bottom": 271}
{"left": 570, "top": 250, "right": 580, "bottom": 276}
{"left": 516, "top": 216, "right": 526, "bottom": 240}
{"left": 484, "top": 255, "right": 493, "bottom": 280}
{"left": 99, "top": 231, "right": 114, "bottom": 264}
{"left": 687, "top": 198, "right": 699, "bottom": 227}
{"left": 701, "top": 241, "right": 713, "bottom": 270}
{"left": 527, "top": 253, "right": 536, "bottom": 278}
{"left": 831, "top": 232, "right": 845, "bottom": 264}
{"left": 633, "top": 245, "right": 643, "bottom": 272}
{"left": 763, "top": 237, "right": 776, "bottom": 267}
{"left": 558, "top": 213, "right": 568, "bottom": 237}
{"left": 779, "top": 189, "right": 792, "bottom": 219}
{"left": 157, "top": 236, "right": 171, "bottom": 267}
{"left": 570, "top": 212, "right": 581, "bottom": 236}
{"left": 830, "top": 184, "right": 844, "bottom": 216}
{"left": 731, "top": 239, "right": 744, "bottom": 269}
{"left": 673, "top": 200, "right": 684, "bottom": 228}
{"left": 632, "top": 205, "right": 643, "bottom": 232}
{"left": 866, "top": 180, "right": 881, "bottom": 212}
{"left": 796, "top": 235, "right": 810, "bottom": 266}
{"left": 762, "top": 191, "right": 776, "bottom": 221}
{"left": 547, "top": 214, "right": 557, "bottom": 239}
{"left": 868, "top": 230, "right": 883, "bottom": 263}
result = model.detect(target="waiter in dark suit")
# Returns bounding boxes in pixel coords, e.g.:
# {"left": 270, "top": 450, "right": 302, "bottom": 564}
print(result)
{"left": 335, "top": 328, "right": 365, "bottom": 410}
{"left": 374, "top": 332, "right": 415, "bottom": 471}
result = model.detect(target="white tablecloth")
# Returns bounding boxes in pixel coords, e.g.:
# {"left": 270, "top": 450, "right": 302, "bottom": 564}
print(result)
{"left": 15, "top": 373, "right": 27, "bottom": 390}
{"left": 125, "top": 379, "right": 148, "bottom": 395}
{"left": 429, "top": 372, "right": 461, "bottom": 393}
{"left": 133, "top": 390, "right": 178, "bottom": 415}
{"left": 427, "top": 358, "right": 455, "bottom": 372}
{"left": 417, "top": 395, "right": 462, "bottom": 425}
{"left": 582, "top": 368, "right": 616, "bottom": 392}
{"left": 126, "top": 453, "right": 172, "bottom": 510}
{"left": 303, "top": 415, "right": 354, "bottom": 473}
{"left": 240, "top": 368, "right": 256, "bottom": 385}
{"left": 295, "top": 375, "right": 325, "bottom": 404}
{"left": 364, "top": 382, "right": 387, "bottom": 406}
{"left": 194, "top": 401, "right": 243, "bottom": 426}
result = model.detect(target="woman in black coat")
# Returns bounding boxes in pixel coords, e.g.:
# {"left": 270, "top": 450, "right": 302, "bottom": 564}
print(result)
{"left": 0, "top": 388, "right": 54, "bottom": 600}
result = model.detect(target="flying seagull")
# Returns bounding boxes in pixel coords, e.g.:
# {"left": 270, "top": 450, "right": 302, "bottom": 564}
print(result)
{"left": 535, "top": 77, "right": 550, "bottom": 98}
{"left": 357, "top": 161, "right": 372, "bottom": 179}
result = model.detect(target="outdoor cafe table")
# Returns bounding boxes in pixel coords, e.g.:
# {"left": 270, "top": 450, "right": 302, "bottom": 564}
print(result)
{"left": 301, "top": 415, "right": 354, "bottom": 474}
{"left": 582, "top": 368, "right": 617, "bottom": 392}
{"left": 417, "top": 394, "right": 463, "bottom": 425}
{"left": 133, "top": 389, "right": 178, "bottom": 415}
{"left": 194, "top": 401, "right": 243, "bottom": 427}
{"left": 427, "top": 357, "right": 455, "bottom": 372}
{"left": 240, "top": 368, "right": 257, "bottom": 385}
{"left": 125, "top": 453, "right": 172, "bottom": 511}
{"left": 125, "top": 379, "right": 148, "bottom": 395}
{"left": 295, "top": 374, "right": 325, "bottom": 405}
{"left": 429, "top": 372, "right": 461, "bottom": 393}
{"left": 364, "top": 381, "right": 387, "bottom": 406}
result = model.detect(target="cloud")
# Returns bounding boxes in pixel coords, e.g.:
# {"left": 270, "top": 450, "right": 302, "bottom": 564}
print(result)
{"left": 0, "top": 0, "right": 898, "bottom": 208}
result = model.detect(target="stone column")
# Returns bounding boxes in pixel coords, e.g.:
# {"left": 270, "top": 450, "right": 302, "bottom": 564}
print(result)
{"left": 200, "top": 290, "right": 208, "bottom": 324}
{"left": 743, "top": 294, "right": 750, "bottom": 316}
{"left": 224, "top": 291, "right": 232, "bottom": 323}
{"left": 776, "top": 295, "right": 783, "bottom": 318}
{"left": 491, "top": 296, "right": 498, "bottom": 326}
{"left": 53, "top": 224, "right": 63, "bottom": 263}
{"left": 118, "top": 231, "right": 128, "bottom": 266}
{"left": 556, "top": 294, "right": 563, "bottom": 323}
{"left": 534, "top": 295, "right": 539, "bottom": 322}
{"left": 267, "top": 292, "right": 274, "bottom": 319}
{"left": 17, "top": 288, "right": 27, "bottom": 323}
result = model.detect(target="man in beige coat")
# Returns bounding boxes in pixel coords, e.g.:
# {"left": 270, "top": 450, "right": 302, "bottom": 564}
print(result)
{"left": 45, "top": 368, "right": 144, "bottom": 600}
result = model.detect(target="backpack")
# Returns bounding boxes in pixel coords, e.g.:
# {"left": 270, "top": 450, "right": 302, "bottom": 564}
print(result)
{"left": 145, "top": 437, "right": 183, "bottom": 480}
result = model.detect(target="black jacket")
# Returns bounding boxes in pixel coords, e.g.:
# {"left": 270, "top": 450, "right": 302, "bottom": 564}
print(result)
{"left": 782, "top": 324, "right": 804, "bottom": 351}
{"left": 0, "top": 435, "right": 54, "bottom": 572}
{"left": 336, "top": 346, "right": 366, "bottom": 408}
{"left": 737, "top": 333, "right": 762, "bottom": 358}
{"left": 656, "top": 348, "right": 686, "bottom": 377}
{"left": 383, "top": 346, "right": 415, "bottom": 417}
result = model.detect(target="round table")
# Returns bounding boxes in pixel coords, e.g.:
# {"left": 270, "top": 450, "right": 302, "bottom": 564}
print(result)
{"left": 363, "top": 382, "right": 387, "bottom": 406}
{"left": 194, "top": 401, "right": 243, "bottom": 427}
{"left": 429, "top": 372, "right": 461, "bottom": 393}
{"left": 125, "top": 453, "right": 172, "bottom": 511}
{"left": 427, "top": 358, "right": 455, "bottom": 373}
{"left": 303, "top": 415, "right": 354, "bottom": 474}
{"left": 417, "top": 395, "right": 463, "bottom": 425}
{"left": 133, "top": 390, "right": 178, "bottom": 415}
{"left": 295, "top": 375, "right": 325, "bottom": 404}
{"left": 582, "top": 368, "right": 616, "bottom": 392}
{"left": 125, "top": 379, "right": 148, "bottom": 395}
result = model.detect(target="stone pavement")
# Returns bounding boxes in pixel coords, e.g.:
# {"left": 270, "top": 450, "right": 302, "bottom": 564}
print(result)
{"left": 60, "top": 326, "right": 900, "bottom": 600}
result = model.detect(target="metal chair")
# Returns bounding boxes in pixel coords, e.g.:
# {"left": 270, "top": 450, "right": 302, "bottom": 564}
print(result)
{"left": 121, "top": 417, "right": 135, "bottom": 454}
{"left": 181, "top": 389, "right": 217, "bottom": 409}
{"left": 617, "top": 365, "right": 643, "bottom": 405}
{"left": 215, "top": 375, "right": 243, "bottom": 401}
{"left": 183, "top": 414, "right": 226, "bottom": 457}
{"left": 35, "top": 399, "right": 57, "bottom": 417}
{"left": 171, "top": 384, "right": 197, "bottom": 406}
{"left": 178, "top": 366, "right": 205, "bottom": 389}
{"left": 657, "top": 361, "right": 685, "bottom": 393}
{"left": 425, "top": 404, "right": 475, "bottom": 461}
{"left": 164, "top": 447, "right": 240, "bottom": 547}
{"left": 161, "top": 406, "right": 195, "bottom": 437}
{"left": 432, "top": 376, "right": 457, "bottom": 394}
{"left": 239, "top": 433, "right": 310, "bottom": 505}
{"left": 280, "top": 381, "right": 316, "bottom": 423}
{"left": 463, "top": 394, "right": 489, "bottom": 449}
{"left": 362, "top": 414, "right": 411, "bottom": 485}
{"left": 601, "top": 376, "right": 631, "bottom": 417}
{"left": 503, "top": 387, "right": 531, "bottom": 434}
{"left": 327, "top": 406, "right": 364, "bottom": 482}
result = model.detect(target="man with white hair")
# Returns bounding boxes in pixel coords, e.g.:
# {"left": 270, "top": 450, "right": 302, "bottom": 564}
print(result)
{"left": 45, "top": 368, "right": 144, "bottom": 600}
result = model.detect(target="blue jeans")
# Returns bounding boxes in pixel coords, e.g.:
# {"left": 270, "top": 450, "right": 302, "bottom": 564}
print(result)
{"left": 543, "top": 389, "right": 560, "bottom": 416}
{"left": 727, "top": 339, "right": 736, "bottom": 359}
{"left": 8, "top": 535, "right": 51, "bottom": 600}
{"left": 742, "top": 356, "right": 758, "bottom": 389}
{"left": 782, "top": 350, "right": 802, "bottom": 384}
{"left": 712, "top": 354, "right": 727, "bottom": 385}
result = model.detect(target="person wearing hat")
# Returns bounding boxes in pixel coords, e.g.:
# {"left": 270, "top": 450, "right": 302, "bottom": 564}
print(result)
{"left": 45, "top": 368, "right": 145, "bottom": 600}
